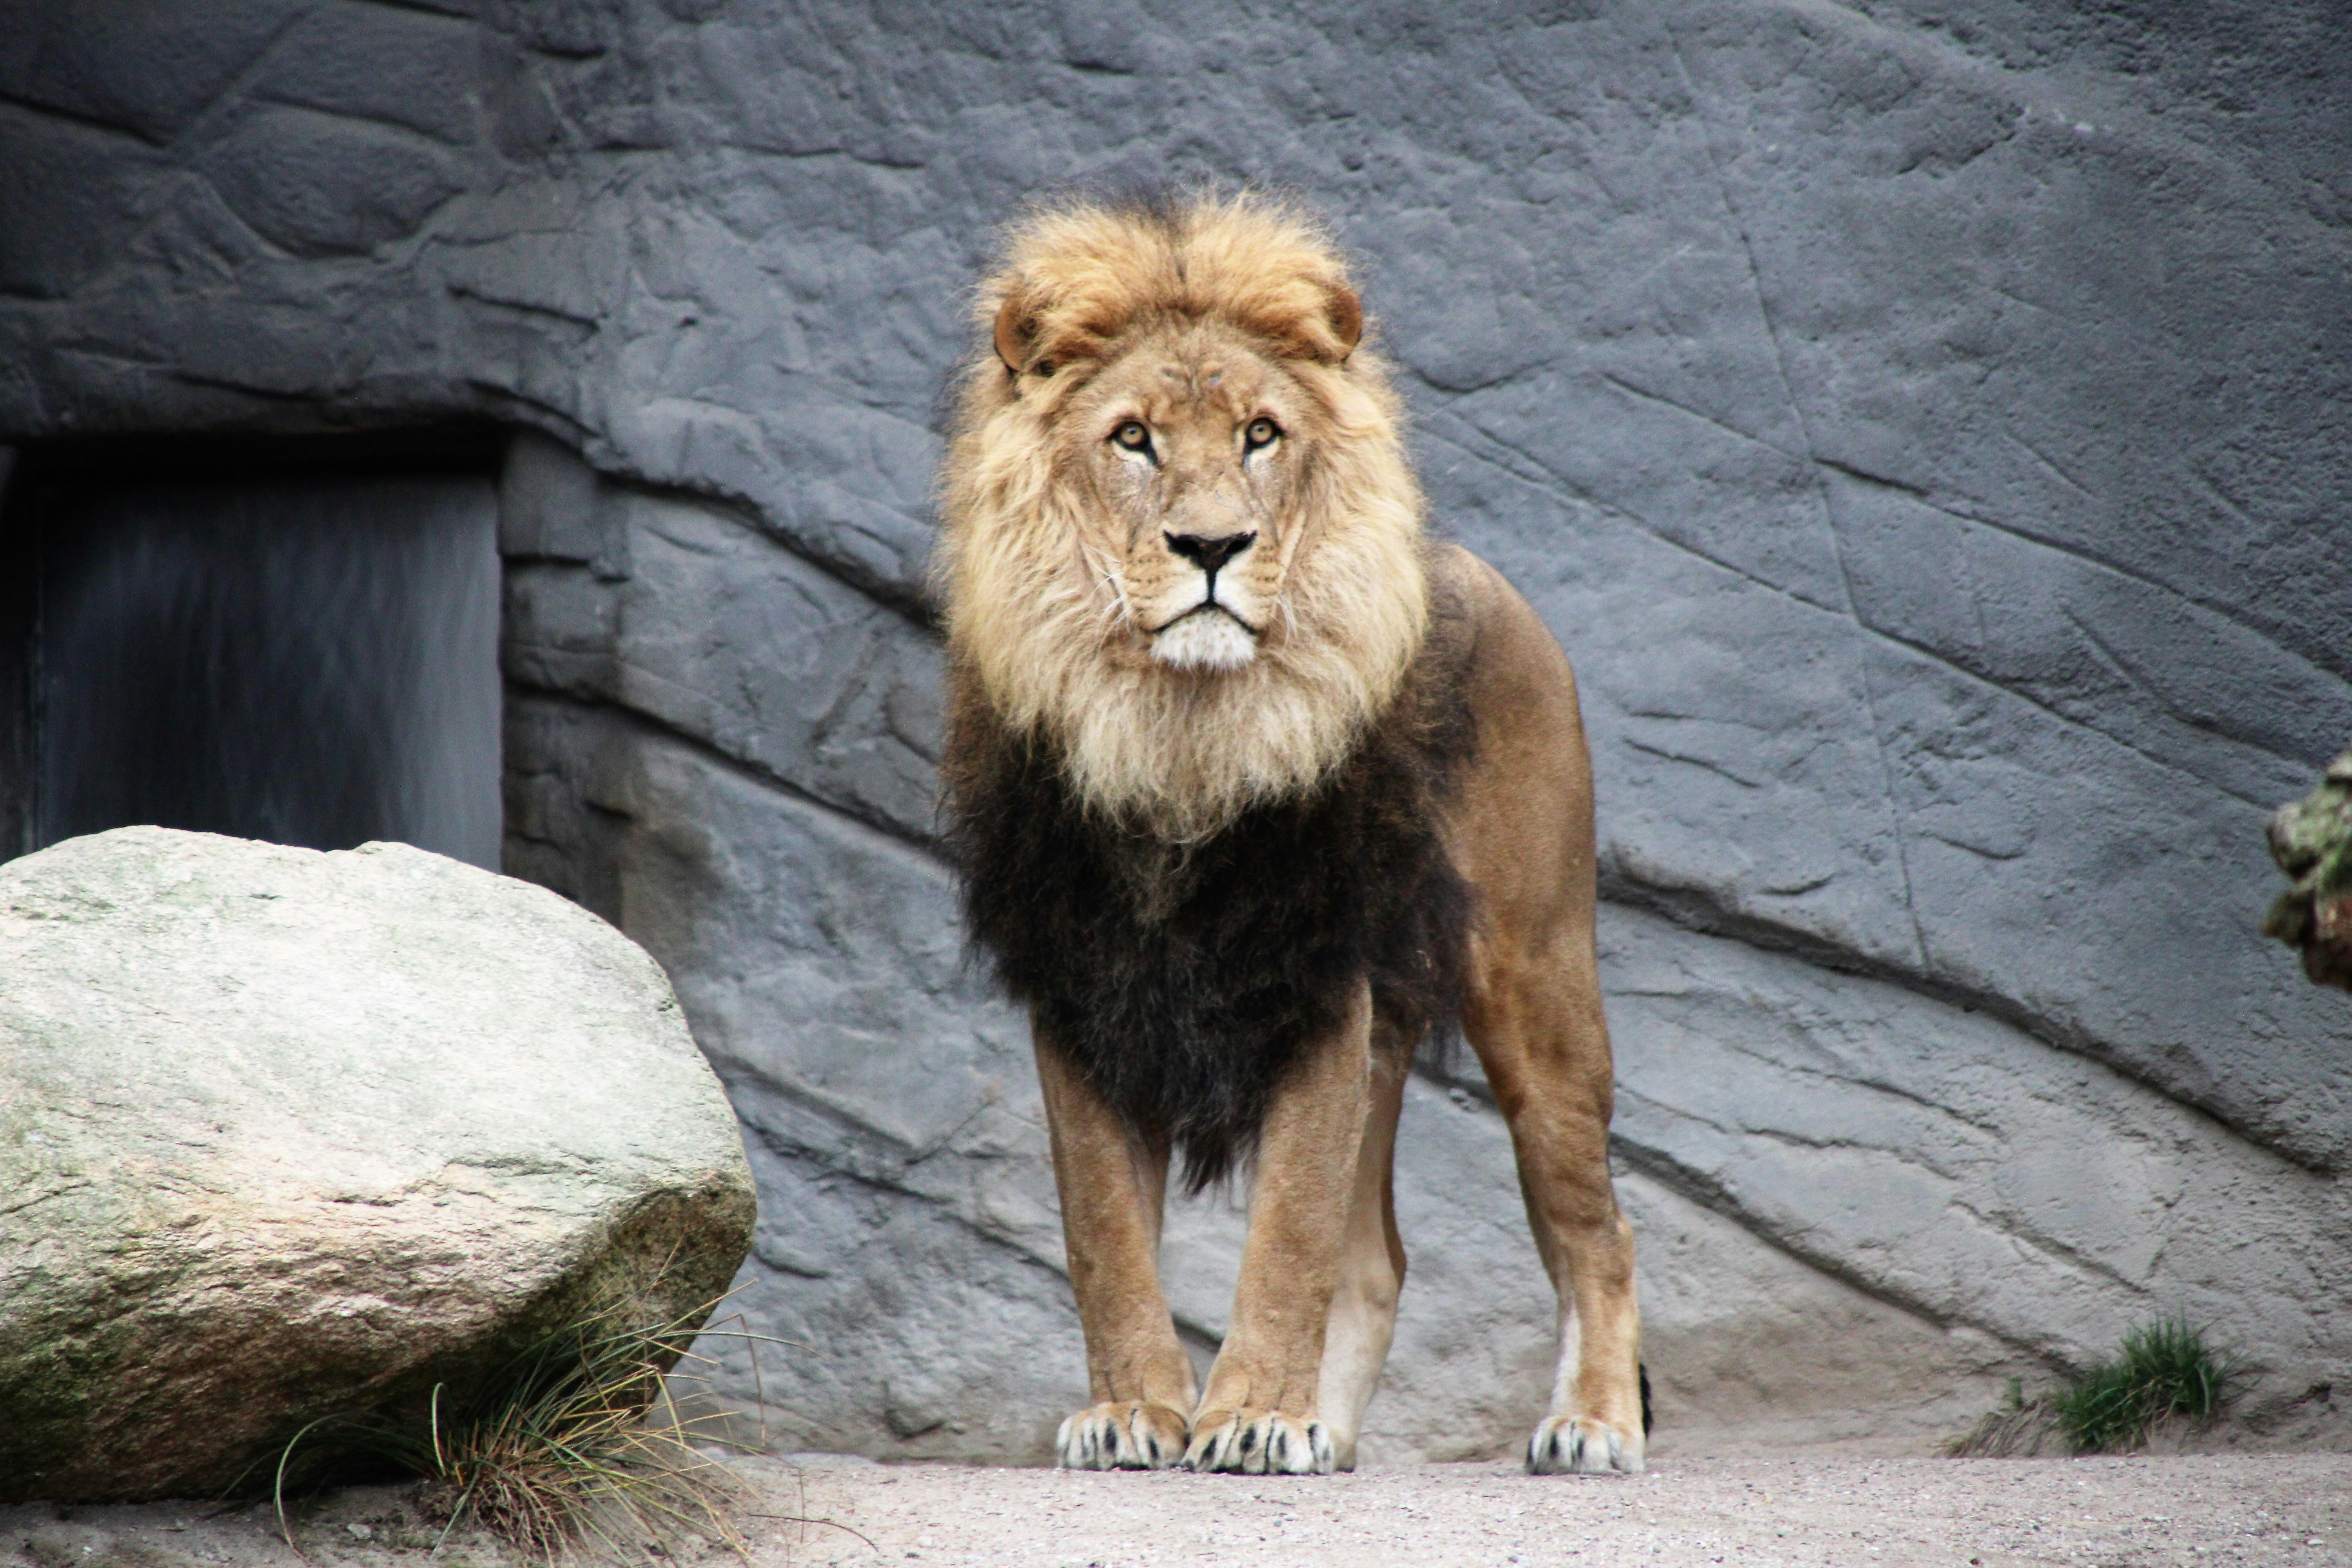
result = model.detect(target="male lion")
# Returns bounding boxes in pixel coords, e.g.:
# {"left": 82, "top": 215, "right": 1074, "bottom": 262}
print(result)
{"left": 936, "top": 193, "right": 1643, "bottom": 1476}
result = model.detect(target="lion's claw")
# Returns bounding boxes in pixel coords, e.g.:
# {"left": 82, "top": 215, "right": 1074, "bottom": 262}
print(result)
{"left": 1526, "top": 1415, "right": 1644, "bottom": 1475}
{"left": 1182, "top": 1408, "right": 1335, "bottom": 1474}
{"left": 1055, "top": 1401, "right": 1189, "bottom": 1470}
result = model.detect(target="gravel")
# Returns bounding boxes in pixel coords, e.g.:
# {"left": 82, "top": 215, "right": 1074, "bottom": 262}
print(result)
{"left": 10, "top": 1453, "right": 2344, "bottom": 1568}
{"left": 758, "top": 1454, "right": 2352, "bottom": 1568}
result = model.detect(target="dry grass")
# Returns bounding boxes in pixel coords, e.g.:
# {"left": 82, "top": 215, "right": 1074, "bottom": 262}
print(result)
{"left": 262, "top": 1292, "right": 785, "bottom": 1563}
{"left": 1946, "top": 1377, "right": 2062, "bottom": 1458}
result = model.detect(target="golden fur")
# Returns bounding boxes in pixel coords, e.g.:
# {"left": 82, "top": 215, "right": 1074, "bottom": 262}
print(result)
{"left": 935, "top": 194, "right": 1645, "bottom": 1476}
{"left": 936, "top": 194, "right": 1428, "bottom": 841}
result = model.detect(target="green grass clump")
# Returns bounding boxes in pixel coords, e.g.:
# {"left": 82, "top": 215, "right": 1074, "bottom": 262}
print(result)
{"left": 1947, "top": 1317, "right": 2240, "bottom": 1458}
{"left": 263, "top": 1292, "right": 781, "bottom": 1563}
{"left": 2050, "top": 1316, "right": 2236, "bottom": 1454}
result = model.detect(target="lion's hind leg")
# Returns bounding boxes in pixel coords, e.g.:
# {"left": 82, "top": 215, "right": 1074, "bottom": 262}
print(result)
{"left": 1313, "top": 1037, "right": 1411, "bottom": 1471}
{"left": 1466, "top": 938, "right": 1645, "bottom": 1475}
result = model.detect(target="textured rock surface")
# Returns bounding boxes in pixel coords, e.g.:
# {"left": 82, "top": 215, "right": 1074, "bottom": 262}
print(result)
{"left": 2, "top": 0, "right": 2348, "bottom": 1459}
{"left": 0, "top": 828, "right": 755, "bottom": 1503}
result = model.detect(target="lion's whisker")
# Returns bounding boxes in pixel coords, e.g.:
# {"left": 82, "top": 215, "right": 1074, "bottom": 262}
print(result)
{"left": 1081, "top": 546, "right": 1134, "bottom": 632}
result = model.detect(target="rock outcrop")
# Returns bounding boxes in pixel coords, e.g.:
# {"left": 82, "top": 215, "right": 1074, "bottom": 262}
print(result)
{"left": 0, "top": 828, "right": 755, "bottom": 1504}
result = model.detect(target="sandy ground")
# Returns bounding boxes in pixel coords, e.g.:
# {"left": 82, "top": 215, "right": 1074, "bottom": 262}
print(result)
{"left": 7, "top": 1452, "right": 2351, "bottom": 1568}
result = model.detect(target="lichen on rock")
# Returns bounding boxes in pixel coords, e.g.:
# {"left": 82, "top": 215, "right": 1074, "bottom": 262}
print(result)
{"left": 2263, "top": 748, "right": 2352, "bottom": 992}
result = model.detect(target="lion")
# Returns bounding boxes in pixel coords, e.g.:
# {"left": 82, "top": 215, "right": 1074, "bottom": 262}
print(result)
{"left": 935, "top": 192, "right": 1644, "bottom": 1476}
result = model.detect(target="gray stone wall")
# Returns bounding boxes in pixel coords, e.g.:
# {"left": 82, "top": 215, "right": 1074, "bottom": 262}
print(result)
{"left": 2, "top": 0, "right": 2347, "bottom": 1459}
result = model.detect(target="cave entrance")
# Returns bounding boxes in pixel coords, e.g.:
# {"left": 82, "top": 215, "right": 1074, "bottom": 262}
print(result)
{"left": 0, "top": 428, "right": 507, "bottom": 869}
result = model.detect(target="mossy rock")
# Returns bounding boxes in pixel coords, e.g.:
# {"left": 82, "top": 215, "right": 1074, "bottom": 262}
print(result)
{"left": 2263, "top": 748, "right": 2352, "bottom": 992}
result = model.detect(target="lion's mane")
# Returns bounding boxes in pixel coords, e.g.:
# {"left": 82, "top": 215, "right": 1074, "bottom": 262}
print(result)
{"left": 935, "top": 193, "right": 1428, "bottom": 842}
{"left": 935, "top": 194, "right": 1475, "bottom": 1187}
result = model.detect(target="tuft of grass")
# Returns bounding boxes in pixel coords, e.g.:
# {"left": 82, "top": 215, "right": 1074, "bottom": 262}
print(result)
{"left": 1945, "top": 1376, "right": 2057, "bottom": 1458}
{"left": 1948, "top": 1317, "right": 2240, "bottom": 1458}
{"left": 2051, "top": 1316, "right": 2237, "bottom": 1454}
{"left": 261, "top": 1291, "right": 788, "bottom": 1563}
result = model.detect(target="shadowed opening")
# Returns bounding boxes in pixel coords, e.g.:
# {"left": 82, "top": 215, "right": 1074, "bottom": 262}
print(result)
{"left": 0, "top": 429, "right": 506, "bottom": 869}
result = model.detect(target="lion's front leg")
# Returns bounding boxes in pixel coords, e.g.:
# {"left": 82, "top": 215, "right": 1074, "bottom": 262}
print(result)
{"left": 1034, "top": 1030, "right": 1196, "bottom": 1469}
{"left": 1184, "top": 985, "right": 1373, "bottom": 1475}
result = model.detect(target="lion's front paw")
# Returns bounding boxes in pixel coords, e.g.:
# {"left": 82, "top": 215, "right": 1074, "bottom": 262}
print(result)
{"left": 1182, "top": 1408, "right": 1335, "bottom": 1474}
{"left": 1055, "top": 1401, "right": 1189, "bottom": 1470}
{"left": 1526, "top": 1415, "right": 1644, "bottom": 1475}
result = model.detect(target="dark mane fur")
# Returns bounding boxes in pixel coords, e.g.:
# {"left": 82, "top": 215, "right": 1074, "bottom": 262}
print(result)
{"left": 944, "top": 581, "right": 1478, "bottom": 1192}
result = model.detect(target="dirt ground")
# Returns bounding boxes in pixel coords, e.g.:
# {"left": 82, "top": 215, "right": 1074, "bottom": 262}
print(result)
{"left": 7, "top": 1452, "right": 2350, "bottom": 1568}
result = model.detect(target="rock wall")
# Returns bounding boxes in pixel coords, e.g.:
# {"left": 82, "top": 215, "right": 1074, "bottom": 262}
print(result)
{"left": 2, "top": 0, "right": 2347, "bottom": 1458}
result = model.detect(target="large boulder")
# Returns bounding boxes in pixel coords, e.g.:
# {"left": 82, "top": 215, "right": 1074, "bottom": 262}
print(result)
{"left": 0, "top": 828, "right": 755, "bottom": 1503}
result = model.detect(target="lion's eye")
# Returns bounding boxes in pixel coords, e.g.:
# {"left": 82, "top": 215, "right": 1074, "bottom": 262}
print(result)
{"left": 1112, "top": 421, "right": 1152, "bottom": 453}
{"left": 1245, "top": 417, "right": 1280, "bottom": 451}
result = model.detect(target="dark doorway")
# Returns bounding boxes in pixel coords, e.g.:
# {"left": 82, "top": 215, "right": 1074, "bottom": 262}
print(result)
{"left": 0, "top": 430, "right": 506, "bottom": 869}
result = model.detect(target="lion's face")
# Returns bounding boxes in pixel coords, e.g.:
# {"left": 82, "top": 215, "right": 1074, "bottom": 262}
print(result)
{"left": 939, "top": 196, "right": 1429, "bottom": 840}
{"left": 1047, "top": 319, "right": 1325, "bottom": 676}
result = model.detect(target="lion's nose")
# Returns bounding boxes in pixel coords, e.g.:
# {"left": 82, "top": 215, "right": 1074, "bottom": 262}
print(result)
{"left": 1165, "top": 531, "right": 1257, "bottom": 575}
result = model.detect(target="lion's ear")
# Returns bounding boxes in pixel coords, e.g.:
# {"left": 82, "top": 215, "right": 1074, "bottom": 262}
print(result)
{"left": 994, "top": 292, "right": 1036, "bottom": 375}
{"left": 1325, "top": 282, "right": 1364, "bottom": 361}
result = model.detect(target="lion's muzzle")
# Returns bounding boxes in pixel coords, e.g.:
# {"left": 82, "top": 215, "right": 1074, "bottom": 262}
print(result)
{"left": 1151, "top": 602, "right": 1259, "bottom": 671}
{"left": 1148, "top": 528, "right": 1263, "bottom": 672}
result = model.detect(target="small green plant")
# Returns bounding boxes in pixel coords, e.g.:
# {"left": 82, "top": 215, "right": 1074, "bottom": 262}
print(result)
{"left": 2051, "top": 1316, "right": 2237, "bottom": 1454}
{"left": 260, "top": 1291, "right": 785, "bottom": 1563}
{"left": 1947, "top": 1317, "right": 2239, "bottom": 1458}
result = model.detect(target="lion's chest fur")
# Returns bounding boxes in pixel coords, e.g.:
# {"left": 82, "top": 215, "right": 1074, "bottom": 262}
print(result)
{"left": 944, "top": 599, "right": 1476, "bottom": 1191}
